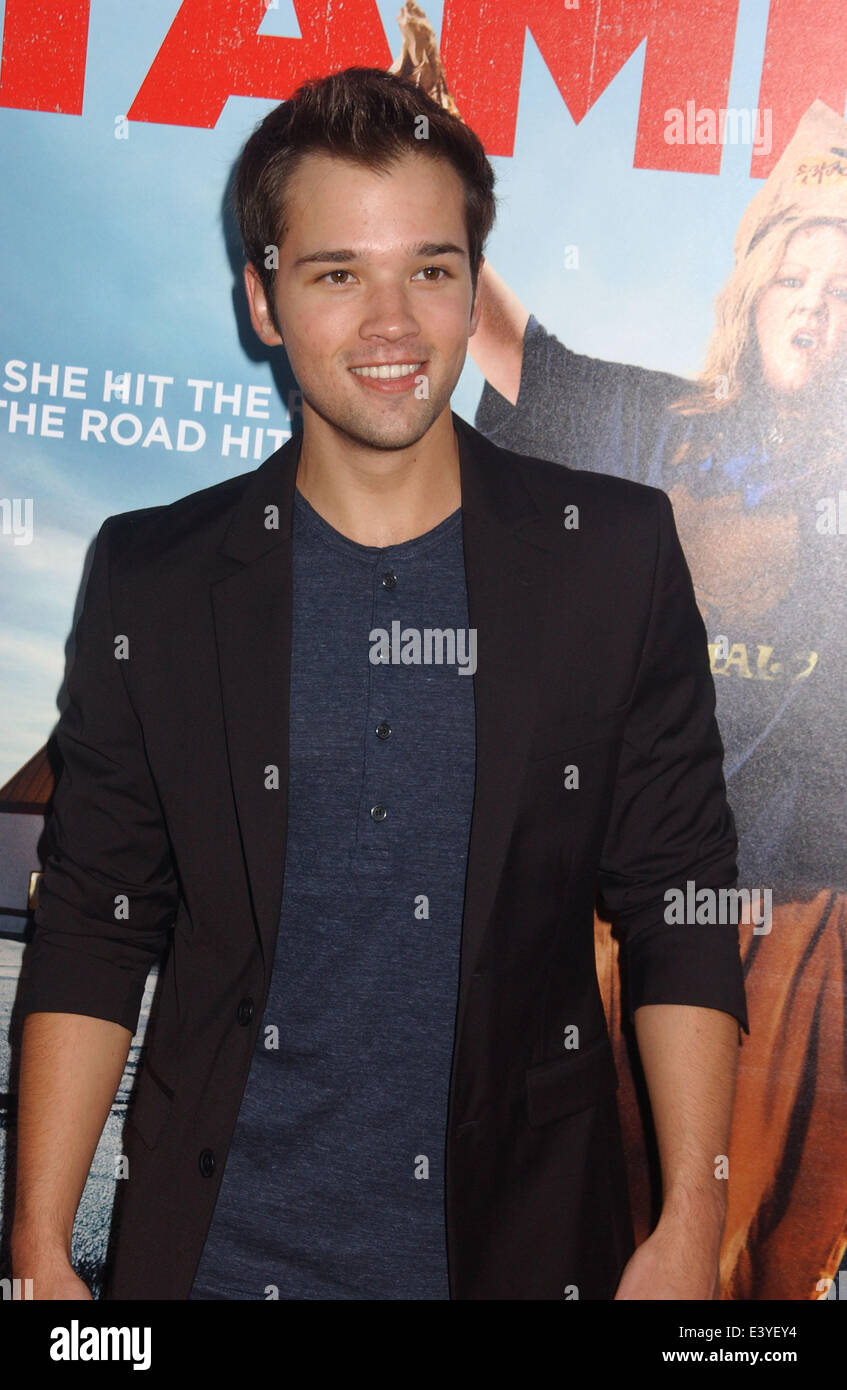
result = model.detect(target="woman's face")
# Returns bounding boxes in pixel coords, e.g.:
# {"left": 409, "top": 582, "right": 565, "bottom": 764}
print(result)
{"left": 754, "top": 224, "right": 847, "bottom": 397}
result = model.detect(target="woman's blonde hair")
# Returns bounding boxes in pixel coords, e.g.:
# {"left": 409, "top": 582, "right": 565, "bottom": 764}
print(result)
{"left": 673, "top": 215, "right": 847, "bottom": 416}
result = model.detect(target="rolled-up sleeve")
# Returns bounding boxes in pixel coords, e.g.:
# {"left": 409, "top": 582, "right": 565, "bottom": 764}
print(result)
{"left": 16, "top": 516, "right": 178, "bottom": 1034}
{"left": 596, "top": 488, "right": 749, "bottom": 1033}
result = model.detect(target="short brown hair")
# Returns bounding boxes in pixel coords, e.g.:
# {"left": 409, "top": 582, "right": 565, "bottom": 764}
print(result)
{"left": 232, "top": 66, "right": 497, "bottom": 328}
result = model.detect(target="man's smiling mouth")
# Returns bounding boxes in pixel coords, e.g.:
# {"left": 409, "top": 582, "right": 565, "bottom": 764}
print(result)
{"left": 349, "top": 362, "right": 423, "bottom": 379}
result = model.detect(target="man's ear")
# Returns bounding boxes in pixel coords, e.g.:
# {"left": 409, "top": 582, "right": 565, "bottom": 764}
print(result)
{"left": 243, "top": 262, "right": 283, "bottom": 346}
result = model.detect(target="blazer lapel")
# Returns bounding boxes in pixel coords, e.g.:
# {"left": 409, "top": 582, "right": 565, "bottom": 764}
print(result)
{"left": 452, "top": 414, "right": 555, "bottom": 1014}
{"left": 209, "top": 414, "right": 558, "bottom": 995}
{"left": 211, "top": 432, "right": 301, "bottom": 972}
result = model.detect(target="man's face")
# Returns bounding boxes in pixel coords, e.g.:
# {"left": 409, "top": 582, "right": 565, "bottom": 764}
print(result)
{"left": 246, "top": 150, "right": 481, "bottom": 450}
{"left": 754, "top": 224, "right": 847, "bottom": 398}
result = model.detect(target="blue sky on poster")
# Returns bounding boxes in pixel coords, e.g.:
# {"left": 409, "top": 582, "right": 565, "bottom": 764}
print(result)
{"left": 0, "top": 0, "right": 828, "bottom": 780}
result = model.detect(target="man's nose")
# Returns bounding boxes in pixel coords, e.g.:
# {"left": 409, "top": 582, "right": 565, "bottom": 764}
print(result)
{"left": 359, "top": 283, "right": 421, "bottom": 339}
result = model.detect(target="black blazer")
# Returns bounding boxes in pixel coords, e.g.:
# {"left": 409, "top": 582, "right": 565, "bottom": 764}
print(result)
{"left": 19, "top": 412, "right": 748, "bottom": 1299}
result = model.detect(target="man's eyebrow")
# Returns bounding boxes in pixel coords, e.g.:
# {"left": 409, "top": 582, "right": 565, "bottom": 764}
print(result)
{"left": 293, "top": 241, "right": 467, "bottom": 268}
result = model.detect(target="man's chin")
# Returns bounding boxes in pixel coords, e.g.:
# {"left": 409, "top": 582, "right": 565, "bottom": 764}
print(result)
{"left": 316, "top": 402, "right": 443, "bottom": 452}
{"left": 358, "top": 422, "right": 436, "bottom": 452}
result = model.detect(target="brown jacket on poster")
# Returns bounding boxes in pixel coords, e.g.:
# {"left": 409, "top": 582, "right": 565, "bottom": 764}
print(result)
{"left": 17, "top": 412, "right": 748, "bottom": 1300}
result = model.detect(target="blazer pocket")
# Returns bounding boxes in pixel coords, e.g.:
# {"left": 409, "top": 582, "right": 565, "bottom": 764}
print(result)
{"left": 526, "top": 1034, "right": 619, "bottom": 1126}
{"left": 528, "top": 706, "right": 628, "bottom": 762}
{"left": 124, "top": 1062, "right": 177, "bottom": 1151}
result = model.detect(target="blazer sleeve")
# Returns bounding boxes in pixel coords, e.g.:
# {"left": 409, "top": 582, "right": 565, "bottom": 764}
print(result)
{"left": 16, "top": 516, "right": 179, "bottom": 1035}
{"left": 596, "top": 488, "right": 749, "bottom": 1033}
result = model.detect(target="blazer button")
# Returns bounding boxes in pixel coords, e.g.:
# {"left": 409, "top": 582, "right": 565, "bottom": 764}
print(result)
{"left": 198, "top": 1148, "right": 216, "bottom": 1178}
{"left": 236, "top": 996, "right": 254, "bottom": 1026}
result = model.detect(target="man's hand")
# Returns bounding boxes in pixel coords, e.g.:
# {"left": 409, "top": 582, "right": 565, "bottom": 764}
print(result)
{"left": 614, "top": 1213, "right": 721, "bottom": 1300}
{"left": 11, "top": 1240, "right": 93, "bottom": 1300}
{"left": 30, "top": 1267, "right": 93, "bottom": 1301}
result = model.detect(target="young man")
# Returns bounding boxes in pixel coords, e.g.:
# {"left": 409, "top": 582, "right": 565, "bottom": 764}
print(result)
{"left": 12, "top": 67, "right": 747, "bottom": 1301}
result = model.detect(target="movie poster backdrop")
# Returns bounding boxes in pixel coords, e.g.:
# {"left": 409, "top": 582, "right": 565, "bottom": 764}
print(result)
{"left": 0, "top": 0, "right": 844, "bottom": 1301}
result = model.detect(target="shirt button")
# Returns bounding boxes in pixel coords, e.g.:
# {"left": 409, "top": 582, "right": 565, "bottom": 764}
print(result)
{"left": 236, "top": 997, "right": 254, "bottom": 1026}
{"left": 370, "top": 804, "right": 387, "bottom": 821}
{"left": 381, "top": 571, "right": 397, "bottom": 589}
{"left": 198, "top": 1148, "right": 216, "bottom": 1178}
{"left": 375, "top": 721, "right": 392, "bottom": 740}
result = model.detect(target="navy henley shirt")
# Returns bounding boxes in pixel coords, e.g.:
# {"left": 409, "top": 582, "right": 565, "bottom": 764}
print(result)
{"left": 189, "top": 484, "right": 476, "bottom": 1299}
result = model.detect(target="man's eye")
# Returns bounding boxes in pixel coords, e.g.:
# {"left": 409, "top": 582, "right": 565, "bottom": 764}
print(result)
{"left": 776, "top": 276, "right": 802, "bottom": 288}
{"left": 829, "top": 285, "right": 847, "bottom": 302}
{"left": 414, "top": 266, "right": 448, "bottom": 281}
{"left": 322, "top": 270, "right": 354, "bottom": 285}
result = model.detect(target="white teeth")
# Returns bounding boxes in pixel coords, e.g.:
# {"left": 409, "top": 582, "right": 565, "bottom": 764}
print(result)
{"left": 350, "top": 362, "right": 422, "bottom": 379}
{"left": 793, "top": 333, "right": 814, "bottom": 348}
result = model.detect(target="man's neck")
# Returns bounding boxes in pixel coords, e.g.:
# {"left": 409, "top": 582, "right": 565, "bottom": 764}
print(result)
{"left": 294, "top": 409, "right": 461, "bottom": 547}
